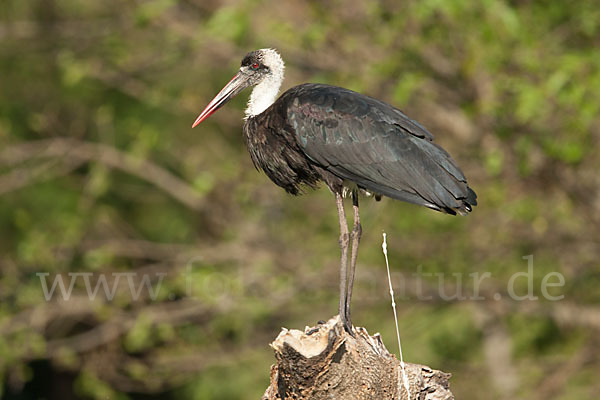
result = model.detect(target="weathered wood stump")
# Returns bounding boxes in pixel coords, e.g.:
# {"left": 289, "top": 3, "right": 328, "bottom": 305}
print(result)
{"left": 262, "top": 316, "right": 453, "bottom": 400}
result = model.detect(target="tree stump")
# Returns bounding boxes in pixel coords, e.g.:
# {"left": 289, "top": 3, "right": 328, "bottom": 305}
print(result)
{"left": 262, "top": 316, "right": 453, "bottom": 400}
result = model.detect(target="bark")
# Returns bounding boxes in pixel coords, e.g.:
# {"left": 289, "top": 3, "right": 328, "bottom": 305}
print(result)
{"left": 262, "top": 316, "right": 453, "bottom": 400}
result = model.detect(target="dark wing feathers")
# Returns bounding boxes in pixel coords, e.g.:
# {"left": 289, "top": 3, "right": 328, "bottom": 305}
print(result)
{"left": 283, "top": 83, "right": 476, "bottom": 214}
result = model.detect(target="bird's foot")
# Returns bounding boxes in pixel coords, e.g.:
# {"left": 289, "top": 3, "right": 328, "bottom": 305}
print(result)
{"left": 341, "top": 315, "right": 355, "bottom": 337}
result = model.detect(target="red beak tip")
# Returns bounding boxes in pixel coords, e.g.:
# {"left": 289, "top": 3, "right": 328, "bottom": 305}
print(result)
{"left": 191, "top": 117, "right": 203, "bottom": 128}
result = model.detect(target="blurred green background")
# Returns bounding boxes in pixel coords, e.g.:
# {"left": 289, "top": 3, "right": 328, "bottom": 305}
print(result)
{"left": 1, "top": 0, "right": 599, "bottom": 399}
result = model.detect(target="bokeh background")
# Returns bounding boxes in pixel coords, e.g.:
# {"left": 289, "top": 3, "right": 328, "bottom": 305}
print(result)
{"left": 1, "top": 0, "right": 599, "bottom": 399}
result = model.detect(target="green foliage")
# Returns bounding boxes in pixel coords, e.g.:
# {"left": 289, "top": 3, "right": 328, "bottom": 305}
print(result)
{"left": 428, "top": 308, "right": 482, "bottom": 363}
{"left": 124, "top": 314, "right": 154, "bottom": 353}
{"left": 509, "top": 314, "right": 564, "bottom": 356}
{"left": 74, "top": 371, "right": 128, "bottom": 400}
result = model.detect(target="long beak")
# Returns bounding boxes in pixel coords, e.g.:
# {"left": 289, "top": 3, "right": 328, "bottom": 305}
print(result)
{"left": 192, "top": 72, "right": 252, "bottom": 128}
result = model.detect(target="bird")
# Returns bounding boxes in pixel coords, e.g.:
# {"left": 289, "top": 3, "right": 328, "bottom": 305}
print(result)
{"left": 192, "top": 48, "right": 477, "bottom": 334}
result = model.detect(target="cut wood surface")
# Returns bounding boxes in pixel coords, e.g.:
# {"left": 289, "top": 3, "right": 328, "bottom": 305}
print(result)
{"left": 262, "top": 316, "right": 454, "bottom": 400}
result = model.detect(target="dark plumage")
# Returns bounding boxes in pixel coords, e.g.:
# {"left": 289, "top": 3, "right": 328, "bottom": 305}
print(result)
{"left": 193, "top": 49, "right": 477, "bottom": 334}
{"left": 245, "top": 83, "right": 477, "bottom": 215}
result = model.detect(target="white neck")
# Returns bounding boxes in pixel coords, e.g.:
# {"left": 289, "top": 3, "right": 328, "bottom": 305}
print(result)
{"left": 245, "top": 49, "right": 285, "bottom": 118}
{"left": 245, "top": 77, "right": 282, "bottom": 118}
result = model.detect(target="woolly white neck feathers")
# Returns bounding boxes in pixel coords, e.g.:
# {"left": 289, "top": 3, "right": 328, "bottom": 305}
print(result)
{"left": 245, "top": 49, "right": 285, "bottom": 119}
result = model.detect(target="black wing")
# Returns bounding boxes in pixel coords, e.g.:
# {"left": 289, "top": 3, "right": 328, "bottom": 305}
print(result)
{"left": 282, "top": 83, "right": 477, "bottom": 214}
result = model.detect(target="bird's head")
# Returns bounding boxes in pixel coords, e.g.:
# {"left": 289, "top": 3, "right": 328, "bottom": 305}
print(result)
{"left": 192, "top": 48, "right": 285, "bottom": 127}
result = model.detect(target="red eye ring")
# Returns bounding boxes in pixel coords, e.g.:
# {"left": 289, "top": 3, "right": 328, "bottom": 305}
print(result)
{"left": 251, "top": 63, "right": 259, "bottom": 69}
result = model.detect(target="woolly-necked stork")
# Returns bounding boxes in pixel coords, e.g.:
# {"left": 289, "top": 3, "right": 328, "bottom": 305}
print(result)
{"left": 192, "top": 48, "right": 477, "bottom": 334}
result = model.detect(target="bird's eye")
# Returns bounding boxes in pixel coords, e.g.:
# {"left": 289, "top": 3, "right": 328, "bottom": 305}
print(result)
{"left": 251, "top": 63, "right": 259, "bottom": 70}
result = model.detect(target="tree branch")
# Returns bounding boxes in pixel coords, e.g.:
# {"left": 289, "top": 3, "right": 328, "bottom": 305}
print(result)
{"left": 0, "top": 138, "right": 205, "bottom": 210}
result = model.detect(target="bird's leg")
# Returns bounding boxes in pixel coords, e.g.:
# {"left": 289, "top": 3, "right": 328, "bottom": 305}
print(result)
{"left": 335, "top": 191, "right": 351, "bottom": 333}
{"left": 346, "top": 190, "right": 362, "bottom": 328}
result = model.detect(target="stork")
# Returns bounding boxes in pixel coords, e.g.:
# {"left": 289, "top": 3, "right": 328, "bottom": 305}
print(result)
{"left": 192, "top": 49, "right": 477, "bottom": 334}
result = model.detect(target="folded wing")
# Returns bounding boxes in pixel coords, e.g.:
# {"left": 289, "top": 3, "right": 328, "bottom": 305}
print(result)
{"left": 284, "top": 83, "right": 477, "bottom": 214}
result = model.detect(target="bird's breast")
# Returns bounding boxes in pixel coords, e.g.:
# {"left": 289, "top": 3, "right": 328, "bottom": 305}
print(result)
{"left": 243, "top": 115, "right": 322, "bottom": 195}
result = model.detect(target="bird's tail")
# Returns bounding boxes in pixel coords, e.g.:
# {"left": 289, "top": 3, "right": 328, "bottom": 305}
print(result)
{"left": 450, "top": 186, "right": 478, "bottom": 216}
